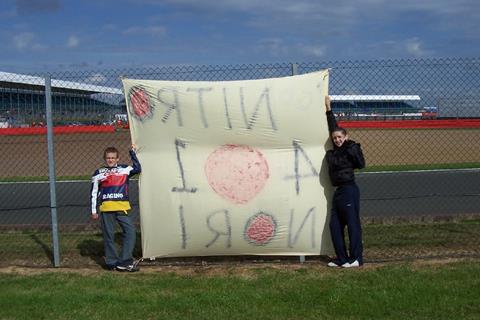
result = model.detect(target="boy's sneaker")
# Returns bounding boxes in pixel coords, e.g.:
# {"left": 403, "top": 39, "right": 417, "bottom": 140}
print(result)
{"left": 104, "top": 264, "right": 116, "bottom": 271}
{"left": 116, "top": 264, "right": 140, "bottom": 272}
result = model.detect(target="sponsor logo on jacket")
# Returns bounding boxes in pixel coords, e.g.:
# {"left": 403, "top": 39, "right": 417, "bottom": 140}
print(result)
{"left": 102, "top": 193, "right": 124, "bottom": 200}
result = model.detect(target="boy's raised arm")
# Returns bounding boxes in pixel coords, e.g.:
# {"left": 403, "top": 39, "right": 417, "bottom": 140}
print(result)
{"left": 129, "top": 144, "right": 141, "bottom": 176}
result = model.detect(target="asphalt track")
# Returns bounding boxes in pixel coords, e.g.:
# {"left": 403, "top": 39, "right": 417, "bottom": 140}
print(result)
{"left": 1, "top": 169, "right": 479, "bottom": 225}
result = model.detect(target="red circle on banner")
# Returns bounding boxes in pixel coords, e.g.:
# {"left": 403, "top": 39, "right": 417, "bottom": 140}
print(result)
{"left": 130, "top": 87, "right": 151, "bottom": 118}
{"left": 205, "top": 144, "right": 269, "bottom": 204}
{"left": 245, "top": 213, "right": 276, "bottom": 245}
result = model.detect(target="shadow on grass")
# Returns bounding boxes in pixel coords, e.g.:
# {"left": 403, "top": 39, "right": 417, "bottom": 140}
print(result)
{"left": 76, "top": 232, "right": 142, "bottom": 269}
{"left": 30, "top": 234, "right": 53, "bottom": 264}
{"left": 77, "top": 234, "right": 104, "bottom": 268}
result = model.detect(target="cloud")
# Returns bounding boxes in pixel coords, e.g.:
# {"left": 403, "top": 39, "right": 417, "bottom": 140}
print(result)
{"left": 149, "top": 0, "right": 479, "bottom": 18}
{"left": 16, "top": 0, "right": 61, "bottom": 15}
{"left": 123, "top": 26, "right": 167, "bottom": 37}
{"left": 0, "top": 8, "right": 17, "bottom": 18}
{"left": 366, "top": 38, "right": 433, "bottom": 59}
{"left": 254, "top": 38, "right": 327, "bottom": 59}
{"left": 103, "top": 24, "right": 118, "bottom": 31}
{"left": 256, "top": 38, "right": 289, "bottom": 57}
{"left": 380, "top": 0, "right": 480, "bottom": 16}
{"left": 405, "top": 38, "right": 431, "bottom": 57}
{"left": 13, "top": 32, "right": 33, "bottom": 49}
{"left": 66, "top": 35, "right": 80, "bottom": 48}
{"left": 130, "top": 0, "right": 479, "bottom": 40}
{"left": 69, "top": 61, "right": 90, "bottom": 69}
{"left": 85, "top": 73, "right": 107, "bottom": 84}
{"left": 12, "top": 32, "right": 46, "bottom": 50}
{"left": 298, "top": 44, "right": 326, "bottom": 58}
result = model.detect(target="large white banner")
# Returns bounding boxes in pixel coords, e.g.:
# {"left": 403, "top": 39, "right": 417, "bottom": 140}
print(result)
{"left": 122, "top": 70, "right": 333, "bottom": 258}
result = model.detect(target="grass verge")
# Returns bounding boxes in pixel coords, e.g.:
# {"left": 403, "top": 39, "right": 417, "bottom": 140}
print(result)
{"left": 1, "top": 219, "right": 479, "bottom": 267}
{"left": 0, "top": 260, "right": 479, "bottom": 319}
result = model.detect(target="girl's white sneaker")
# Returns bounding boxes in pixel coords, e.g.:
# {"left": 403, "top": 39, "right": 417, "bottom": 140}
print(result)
{"left": 342, "top": 260, "right": 360, "bottom": 268}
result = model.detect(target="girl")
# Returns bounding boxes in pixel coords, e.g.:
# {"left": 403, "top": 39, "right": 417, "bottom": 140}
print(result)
{"left": 324, "top": 96, "right": 365, "bottom": 268}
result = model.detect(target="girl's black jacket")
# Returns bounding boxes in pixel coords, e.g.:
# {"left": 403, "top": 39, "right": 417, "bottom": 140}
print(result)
{"left": 325, "top": 110, "right": 366, "bottom": 186}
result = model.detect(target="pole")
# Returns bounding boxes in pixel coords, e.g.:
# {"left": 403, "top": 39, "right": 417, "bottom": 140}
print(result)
{"left": 291, "top": 62, "right": 298, "bottom": 77}
{"left": 45, "top": 74, "right": 60, "bottom": 267}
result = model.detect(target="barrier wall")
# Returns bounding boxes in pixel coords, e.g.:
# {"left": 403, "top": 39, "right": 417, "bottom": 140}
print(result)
{"left": 0, "top": 125, "right": 115, "bottom": 136}
{"left": 340, "top": 119, "right": 480, "bottom": 129}
{"left": 2, "top": 120, "right": 480, "bottom": 136}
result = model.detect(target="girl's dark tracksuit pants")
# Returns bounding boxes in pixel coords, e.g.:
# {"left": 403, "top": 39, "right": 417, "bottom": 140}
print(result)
{"left": 329, "top": 182, "right": 363, "bottom": 265}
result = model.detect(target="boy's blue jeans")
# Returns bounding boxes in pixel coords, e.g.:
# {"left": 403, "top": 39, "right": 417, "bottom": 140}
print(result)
{"left": 100, "top": 211, "right": 136, "bottom": 267}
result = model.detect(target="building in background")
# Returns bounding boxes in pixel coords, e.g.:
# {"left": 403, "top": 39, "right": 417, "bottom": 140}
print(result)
{"left": 0, "top": 71, "right": 123, "bottom": 127}
{"left": 330, "top": 95, "right": 436, "bottom": 120}
{"left": 0, "top": 71, "right": 439, "bottom": 127}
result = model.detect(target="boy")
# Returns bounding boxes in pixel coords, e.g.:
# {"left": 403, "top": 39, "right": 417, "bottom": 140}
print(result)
{"left": 90, "top": 144, "right": 141, "bottom": 272}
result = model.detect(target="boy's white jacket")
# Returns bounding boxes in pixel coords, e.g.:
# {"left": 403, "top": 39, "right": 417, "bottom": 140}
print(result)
{"left": 91, "top": 151, "right": 141, "bottom": 214}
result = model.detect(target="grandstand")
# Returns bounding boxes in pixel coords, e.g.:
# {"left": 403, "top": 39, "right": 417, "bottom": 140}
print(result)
{"left": 0, "top": 71, "right": 432, "bottom": 127}
{"left": 330, "top": 95, "right": 431, "bottom": 120}
{"left": 0, "top": 71, "right": 123, "bottom": 127}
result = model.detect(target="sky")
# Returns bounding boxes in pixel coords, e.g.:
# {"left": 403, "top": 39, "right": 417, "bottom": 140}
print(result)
{"left": 1, "top": 0, "right": 480, "bottom": 73}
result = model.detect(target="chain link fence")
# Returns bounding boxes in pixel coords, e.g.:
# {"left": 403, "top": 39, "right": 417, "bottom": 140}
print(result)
{"left": 0, "top": 57, "right": 479, "bottom": 268}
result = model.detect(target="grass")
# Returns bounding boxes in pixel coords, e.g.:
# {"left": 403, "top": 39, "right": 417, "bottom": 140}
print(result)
{"left": 1, "top": 219, "right": 479, "bottom": 267}
{"left": 0, "top": 260, "right": 479, "bottom": 319}
{"left": 364, "top": 219, "right": 480, "bottom": 248}
{"left": 362, "top": 219, "right": 480, "bottom": 260}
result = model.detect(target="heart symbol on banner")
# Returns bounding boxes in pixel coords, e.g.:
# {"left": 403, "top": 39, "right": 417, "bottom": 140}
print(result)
{"left": 205, "top": 144, "right": 269, "bottom": 204}
{"left": 129, "top": 87, "right": 152, "bottom": 120}
{"left": 244, "top": 212, "right": 277, "bottom": 245}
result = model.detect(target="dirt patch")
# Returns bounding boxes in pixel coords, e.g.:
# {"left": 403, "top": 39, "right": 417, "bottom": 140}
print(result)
{"left": 350, "top": 128, "right": 480, "bottom": 166}
{"left": 0, "top": 130, "right": 131, "bottom": 177}
{"left": 1, "top": 257, "right": 475, "bottom": 276}
{"left": 0, "top": 266, "right": 102, "bottom": 276}
{"left": 1, "top": 128, "right": 479, "bottom": 178}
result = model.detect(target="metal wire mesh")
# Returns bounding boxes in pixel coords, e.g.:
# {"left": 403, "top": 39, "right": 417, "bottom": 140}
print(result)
{"left": 0, "top": 57, "right": 479, "bottom": 267}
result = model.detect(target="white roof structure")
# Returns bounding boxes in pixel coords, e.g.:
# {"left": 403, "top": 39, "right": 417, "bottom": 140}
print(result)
{"left": 330, "top": 95, "right": 420, "bottom": 101}
{"left": 0, "top": 71, "right": 122, "bottom": 95}
{"left": 0, "top": 72, "right": 421, "bottom": 101}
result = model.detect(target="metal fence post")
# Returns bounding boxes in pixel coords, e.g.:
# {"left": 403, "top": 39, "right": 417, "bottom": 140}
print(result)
{"left": 291, "top": 62, "right": 306, "bottom": 264}
{"left": 291, "top": 62, "right": 298, "bottom": 78}
{"left": 45, "top": 74, "right": 60, "bottom": 267}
